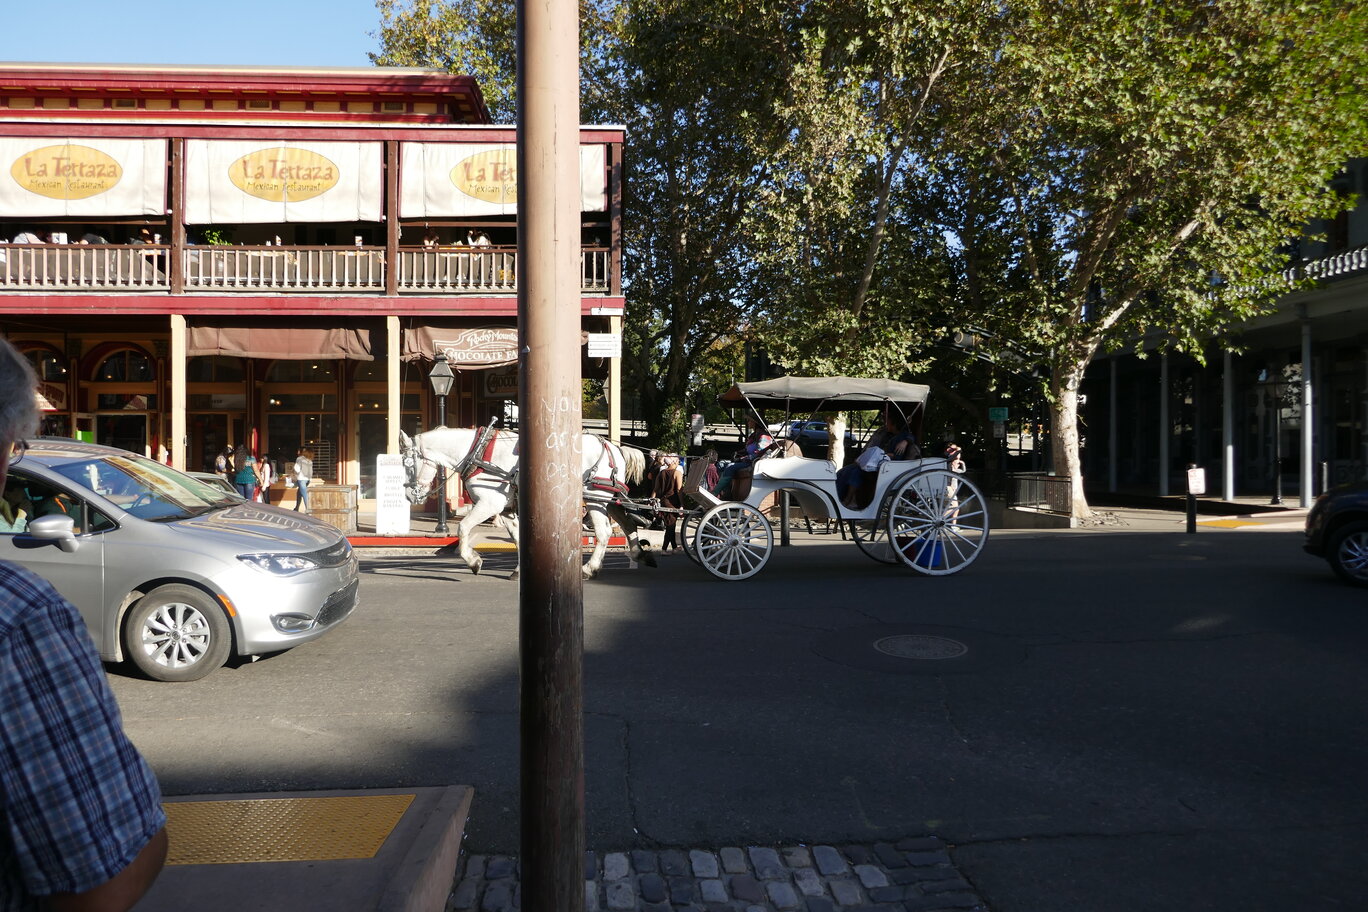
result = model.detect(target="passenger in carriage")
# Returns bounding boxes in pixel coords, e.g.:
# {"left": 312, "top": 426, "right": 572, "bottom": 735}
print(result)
{"left": 836, "top": 412, "right": 918, "bottom": 508}
{"left": 711, "top": 416, "right": 772, "bottom": 499}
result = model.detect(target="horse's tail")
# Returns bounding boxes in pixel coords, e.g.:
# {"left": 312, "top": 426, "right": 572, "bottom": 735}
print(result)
{"left": 622, "top": 443, "right": 646, "bottom": 485}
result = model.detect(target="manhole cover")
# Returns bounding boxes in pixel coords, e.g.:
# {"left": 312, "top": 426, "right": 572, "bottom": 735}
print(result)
{"left": 874, "top": 634, "right": 969, "bottom": 660}
{"left": 812, "top": 624, "right": 1025, "bottom": 674}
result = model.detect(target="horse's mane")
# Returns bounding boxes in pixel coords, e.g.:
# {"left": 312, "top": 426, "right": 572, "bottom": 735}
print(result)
{"left": 621, "top": 444, "right": 645, "bottom": 485}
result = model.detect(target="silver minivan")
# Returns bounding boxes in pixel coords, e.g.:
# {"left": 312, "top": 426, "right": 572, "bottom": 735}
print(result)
{"left": 0, "top": 439, "right": 358, "bottom": 681}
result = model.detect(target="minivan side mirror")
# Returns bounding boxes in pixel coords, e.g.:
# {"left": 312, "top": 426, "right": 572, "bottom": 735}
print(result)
{"left": 26, "top": 514, "right": 79, "bottom": 553}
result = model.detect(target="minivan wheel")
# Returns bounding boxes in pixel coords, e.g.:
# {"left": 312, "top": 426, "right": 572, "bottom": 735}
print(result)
{"left": 125, "top": 585, "right": 231, "bottom": 682}
{"left": 1328, "top": 521, "right": 1368, "bottom": 588}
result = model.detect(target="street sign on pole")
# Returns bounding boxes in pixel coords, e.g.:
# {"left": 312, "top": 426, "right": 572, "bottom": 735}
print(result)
{"left": 988, "top": 407, "right": 1009, "bottom": 422}
{"left": 993, "top": 421, "right": 1006, "bottom": 439}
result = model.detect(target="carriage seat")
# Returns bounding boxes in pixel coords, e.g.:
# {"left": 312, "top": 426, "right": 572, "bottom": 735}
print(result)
{"left": 720, "top": 439, "right": 804, "bottom": 501}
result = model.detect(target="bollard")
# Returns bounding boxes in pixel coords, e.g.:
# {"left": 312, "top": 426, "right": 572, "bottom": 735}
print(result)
{"left": 1186, "top": 491, "right": 1197, "bottom": 534}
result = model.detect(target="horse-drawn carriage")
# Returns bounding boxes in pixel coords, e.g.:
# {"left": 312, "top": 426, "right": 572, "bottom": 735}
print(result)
{"left": 676, "top": 376, "right": 988, "bottom": 580}
{"left": 398, "top": 375, "right": 988, "bottom": 581}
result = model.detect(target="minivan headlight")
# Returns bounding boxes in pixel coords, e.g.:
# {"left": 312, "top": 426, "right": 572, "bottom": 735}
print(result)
{"left": 238, "top": 553, "right": 321, "bottom": 576}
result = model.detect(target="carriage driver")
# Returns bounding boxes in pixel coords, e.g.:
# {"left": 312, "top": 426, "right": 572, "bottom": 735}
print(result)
{"left": 711, "top": 415, "right": 773, "bottom": 498}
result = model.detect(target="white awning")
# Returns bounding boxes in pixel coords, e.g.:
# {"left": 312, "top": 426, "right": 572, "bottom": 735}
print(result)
{"left": 0, "top": 138, "right": 166, "bottom": 217}
{"left": 184, "top": 140, "right": 383, "bottom": 224}
{"left": 400, "top": 142, "right": 606, "bottom": 218}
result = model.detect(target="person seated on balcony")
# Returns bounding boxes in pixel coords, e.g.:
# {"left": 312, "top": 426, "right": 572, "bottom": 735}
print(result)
{"left": 466, "top": 229, "right": 491, "bottom": 246}
{"left": 11, "top": 228, "right": 44, "bottom": 244}
{"left": 422, "top": 229, "right": 440, "bottom": 248}
{"left": 131, "top": 227, "right": 155, "bottom": 245}
{"left": 79, "top": 231, "right": 109, "bottom": 245}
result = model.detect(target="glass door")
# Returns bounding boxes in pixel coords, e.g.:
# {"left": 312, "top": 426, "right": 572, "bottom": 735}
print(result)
{"left": 96, "top": 414, "right": 148, "bottom": 456}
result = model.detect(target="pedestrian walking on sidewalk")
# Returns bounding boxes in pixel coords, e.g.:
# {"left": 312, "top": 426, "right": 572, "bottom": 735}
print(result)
{"left": 293, "top": 447, "right": 313, "bottom": 512}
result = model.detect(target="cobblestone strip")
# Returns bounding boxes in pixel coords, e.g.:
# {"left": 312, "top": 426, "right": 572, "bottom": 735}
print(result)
{"left": 447, "top": 838, "right": 987, "bottom": 912}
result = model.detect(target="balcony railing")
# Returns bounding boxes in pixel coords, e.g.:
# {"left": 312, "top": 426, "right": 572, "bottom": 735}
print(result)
{"left": 0, "top": 243, "right": 169, "bottom": 290}
{"left": 184, "top": 246, "right": 385, "bottom": 291}
{"left": 0, "top": 244, "right": 614, "bottom": 295}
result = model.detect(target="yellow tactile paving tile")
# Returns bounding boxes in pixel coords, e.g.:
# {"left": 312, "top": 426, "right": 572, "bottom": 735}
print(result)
{"left": 163, "top": 794, "right": 415, "bottom": 865}
{"left": 1198, "top": 519, "right": 1265, "bottom": 528}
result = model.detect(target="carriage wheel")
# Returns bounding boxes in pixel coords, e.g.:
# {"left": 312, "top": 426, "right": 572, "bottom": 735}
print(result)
{"left": 885, "top": 469, "right": 989, "bottom": 575}
{"left": 847, "top": 514, "right": 899, "bottom": 564}
{"left": 680, "top": 508, "right": 705, "bottom": 565}
{"left": 695, "top": 502, "right": 773, "bottom": 580}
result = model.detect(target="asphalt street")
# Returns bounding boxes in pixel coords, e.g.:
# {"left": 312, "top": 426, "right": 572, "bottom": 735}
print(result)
{"left": 108, "top": 519, "right": 1368, "bottom": 912}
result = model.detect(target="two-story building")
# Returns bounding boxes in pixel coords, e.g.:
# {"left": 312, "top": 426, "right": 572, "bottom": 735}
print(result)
{"left": 0, "top": 62, "right": 625, "bottom": 503}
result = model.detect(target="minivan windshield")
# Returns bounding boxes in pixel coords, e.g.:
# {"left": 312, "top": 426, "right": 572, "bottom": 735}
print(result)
{"left": 51, "top": 454, "right": 239, "bottom": 521}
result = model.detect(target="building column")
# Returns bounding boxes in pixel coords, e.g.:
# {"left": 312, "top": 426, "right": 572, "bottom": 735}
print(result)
{"left": 608, "top": 314, "right": 622, "bottom": 444}
{"left": 387, "top": 316, "right": 401, "bottom": 454}
{"left": 1301, "top": 311, "right": 1314, "bottom": 506}
{"left": 1108, "top": 358, "right": 1118, "bottom": 492}
{"left": 1159, "top": 353, "right": 1170, "bottom": 497}
{"left": 170, "top": 314, "right": 187, "bottom": 471}
{"left": 1222, "top": 349, "right": 1235, "bottom": 501}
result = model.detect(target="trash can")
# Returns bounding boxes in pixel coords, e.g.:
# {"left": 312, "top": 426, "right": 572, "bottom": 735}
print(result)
{"left": 309, "top": 484, "right": 357, "bottom": 533}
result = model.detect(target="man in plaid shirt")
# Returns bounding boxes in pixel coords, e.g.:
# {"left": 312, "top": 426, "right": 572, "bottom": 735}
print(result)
{"left": 0, "top": 338, "right": 166, "bottom": 911}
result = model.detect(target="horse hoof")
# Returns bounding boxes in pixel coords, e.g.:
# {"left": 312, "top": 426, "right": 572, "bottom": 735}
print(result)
{"left": 640, "top": 549, "right": 658, "bottom": 568}
{"left": 508, "top": 570, "right": 519, "bottom": 581}
{"left": 470, "top": 562, "right": 482, "bottom": 576}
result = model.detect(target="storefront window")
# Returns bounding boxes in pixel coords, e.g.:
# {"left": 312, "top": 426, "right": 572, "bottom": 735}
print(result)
{"left": 96, "top": 393, "right": 158, "bottom": 410}
{"left": 266, "top": 361, "right": 337, "bottom": 382}
{"left": 269, "top": 394, "right": 337, "bottom": 411}
{"left": 267, "top": 413, "right": 339, "bottom": 484}
{"left": 187, "top": 356, "right": 245, "bottom": 382}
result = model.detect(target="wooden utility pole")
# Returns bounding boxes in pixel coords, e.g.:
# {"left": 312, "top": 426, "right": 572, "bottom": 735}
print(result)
{"left": 516, "top": 0, "right": 586, "bottom": 907}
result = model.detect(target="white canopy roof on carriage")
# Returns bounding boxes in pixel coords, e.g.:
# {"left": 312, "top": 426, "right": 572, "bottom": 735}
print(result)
{"left": 717, "top": 376, "right": 930, "bottom": 411}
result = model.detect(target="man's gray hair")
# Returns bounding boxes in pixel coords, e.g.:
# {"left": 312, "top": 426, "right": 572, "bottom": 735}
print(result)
{"left": 0, "top": 337, "right": 40, "bottom": 441}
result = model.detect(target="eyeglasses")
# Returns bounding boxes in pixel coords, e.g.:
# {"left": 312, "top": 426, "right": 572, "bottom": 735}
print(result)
{"left": 7, "top": 439, "right": 27, "bottom": 466}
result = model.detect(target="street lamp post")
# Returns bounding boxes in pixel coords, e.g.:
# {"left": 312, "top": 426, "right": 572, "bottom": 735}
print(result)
{"left": 428, "top": 351, "right": 455, "bottom": 535}
{"left": 1266, "top": 375, "right": 1284, "bottom": 506}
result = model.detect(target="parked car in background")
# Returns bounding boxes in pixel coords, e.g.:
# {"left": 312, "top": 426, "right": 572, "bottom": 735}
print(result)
{"left": 0, "top": 439, "right": 359, "bottom": 680}
{"left": 1304, "top": 482, "right": 1368, "bottom": 587}
{"left": 781, "top": 419, "right": 859, "bottom": 453}
{"left": 188, "top": 471, "right": 243, "bottom": 498}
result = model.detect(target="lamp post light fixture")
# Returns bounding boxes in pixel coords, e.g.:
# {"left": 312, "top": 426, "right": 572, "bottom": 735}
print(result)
{"left": 428, "top": 350, "right": 455, "bottom": 535}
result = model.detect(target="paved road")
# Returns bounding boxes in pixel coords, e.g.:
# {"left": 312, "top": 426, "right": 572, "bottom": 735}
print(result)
{"left": 109, "top": 518, "right": 1368, "bottom": 911}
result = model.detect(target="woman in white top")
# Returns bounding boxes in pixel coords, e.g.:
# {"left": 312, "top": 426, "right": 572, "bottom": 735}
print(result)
{"left": 293, "top": 447, "right": 314, "bottom": 512}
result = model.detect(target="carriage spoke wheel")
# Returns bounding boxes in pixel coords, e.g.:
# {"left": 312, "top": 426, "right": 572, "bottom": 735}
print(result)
{"left": 696, "top": 502, "right": 773, "bottom": 580}
{"left": 680, "top": 508, "right": 706, "bottom": 565}
{"left": 847, "top": 510, "right": 898, "bottom": 564}
{"left": 886, "top": 468, "right": 989, "bottom": 575}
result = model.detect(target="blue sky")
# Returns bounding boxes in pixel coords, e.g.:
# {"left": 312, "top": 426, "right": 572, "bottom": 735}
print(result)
{"left": 2, "top": 0, "right": 385, "bottom": 68}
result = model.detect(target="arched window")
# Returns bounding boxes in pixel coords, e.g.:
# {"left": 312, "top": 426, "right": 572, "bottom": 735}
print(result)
{"left": 95, "top": 350, "right": 154, "bottom": 382}
{"left": 23, "top": 348, "right": 68, "bottom": 382}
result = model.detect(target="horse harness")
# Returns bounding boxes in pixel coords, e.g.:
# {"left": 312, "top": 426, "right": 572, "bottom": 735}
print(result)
{"left": 583, "top": 436, "right": 630, "bottom": 500}
{"left": 458, "top": 423, "right": 517, "bottom": 484}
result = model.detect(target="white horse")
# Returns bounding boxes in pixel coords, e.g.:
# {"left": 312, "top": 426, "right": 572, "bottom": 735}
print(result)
{"left": 399, "top": 426, "right": 655, "bottom": 579}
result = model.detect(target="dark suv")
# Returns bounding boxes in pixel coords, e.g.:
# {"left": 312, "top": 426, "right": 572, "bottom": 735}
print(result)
{"left": 1304, "top": 482, "right": 1368, "bottom": 587}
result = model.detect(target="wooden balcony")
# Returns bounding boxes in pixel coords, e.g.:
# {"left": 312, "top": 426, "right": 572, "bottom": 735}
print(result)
{"left": 0, "top": 244, "right": 614, "bottom": 295}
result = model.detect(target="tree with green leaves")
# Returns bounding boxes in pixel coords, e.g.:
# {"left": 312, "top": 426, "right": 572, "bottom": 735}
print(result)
{"left": 930, "top": 0, "right": 1368, "bottom": 517}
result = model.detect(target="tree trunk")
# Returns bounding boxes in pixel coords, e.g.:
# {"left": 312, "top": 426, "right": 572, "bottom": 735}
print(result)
{"left": 1050, "top": 368, "right": 1092, "bottom": 520}
{"left": 829, "top": 413, "right": 848, "bottom": 468}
